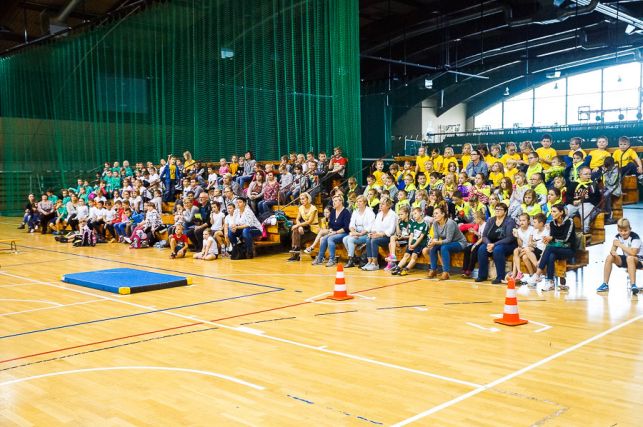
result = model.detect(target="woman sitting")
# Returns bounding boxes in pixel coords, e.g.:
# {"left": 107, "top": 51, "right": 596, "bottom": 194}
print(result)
{"left": 475, "top": 202, "right": 517, "bottom": 284}
{"left": 342, "top": 195, "right": 376, "bottom": 268}
{"left": 312, "top": 195, "right": 351, "bottom": 267}
{"left": 228, "top": 198, "right": 262, "bottom": 259}
{"left": 287, "top": 192, "right": 319, "bottom": 262}
{"left": 426, "top": 205, "right": 468, "bottom": 280}
{"left": 362, "top": 198, "right": 398, "bottom": 271}
{"left": 528, "top": 203, "right": 576, "bottom": 291}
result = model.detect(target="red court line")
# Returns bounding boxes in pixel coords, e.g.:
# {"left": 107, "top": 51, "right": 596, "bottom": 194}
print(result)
{"left": 1, "top": 278, "right": 420, "bottom": 364}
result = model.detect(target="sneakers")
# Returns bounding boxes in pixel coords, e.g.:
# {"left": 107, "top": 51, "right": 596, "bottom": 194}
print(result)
{"left": 596, "top": 283, "right": 609, "bottom": 292}
{"left": 390, "top": 266, "right": 401, "bottom": 275}
{"left": 399, "top": 268, "right": 409, "bottom": 276}
{"left": 303, "top": 246, "right": 313, "bottom": 254}
{"left": 17, "top": 223, "right": 25, "bottom": 229}
{"left": 325, "top": 260, "right": 337, "bottom": 268}
{"left": 527, "top": 275, "right": 541, "bottom": 288}
{"left": 427, "top": 270, "right": 437, "bottom": 278}
{"left": 311, "top": 258, "right": 324, "bottom": 266}
{"left": 384, "top": 254, "right": 397, "bottom": 263}
{"left": 540, "top": 280, "right": 555, "bottom": 291}
{"left": 461, "top": 270, "right": 472, "bottom": 278}
{"left": 632, "top": 284, "right": 640, "bottom": 296}
{"left": 514, "top": 271, "right": 523, "bottom": 281}
{"left": 286, "top": 253, "right": 300, "bottom": 262}
{"left": 384, "top": 262, "right": 395, "bottom": 272}
{"left": 289, "top": 247, "right": 300, "bottom": 254}
{"left": 439, "top": 272, "right": 450, "bottom": 280}
{"left": 363, "top": 263, "right": 379, "bottom": 271}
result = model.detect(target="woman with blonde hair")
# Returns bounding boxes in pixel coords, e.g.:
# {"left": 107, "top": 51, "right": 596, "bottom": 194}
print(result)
{"left": 183, "top": 151, "right": 196, "bottom": 173}
{"left": 287, "top": 192, "right": 319, "bottom": 262}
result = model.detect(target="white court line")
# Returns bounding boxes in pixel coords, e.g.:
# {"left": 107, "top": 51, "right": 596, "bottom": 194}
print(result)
{"left": 0, "top": 366, "right": 264, "bottom": 391}
{"left": 392, "top": 313, "right": 643, "bottom": 426}
{"left": 490, "top": 314, "right": 552, "bottom": 333}
{"left": 1, "top": 299, "right": 104, "bottom": 317}
{"left": 0, "top": 271, "right": 481, "bottom": 389}
{"left": 466, "top": 322, "right": 499, "bottom": 333}
{"left": 0, "top": 298, "right": 62, "bottom": 306}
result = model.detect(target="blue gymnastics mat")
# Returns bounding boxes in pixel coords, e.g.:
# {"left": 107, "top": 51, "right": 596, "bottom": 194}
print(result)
{"left": 62, "top": 268, "right": 192, "bottom": 294}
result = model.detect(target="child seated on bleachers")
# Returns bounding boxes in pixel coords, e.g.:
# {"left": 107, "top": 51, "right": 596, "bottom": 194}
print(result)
{"left": 542, "top": 188, "right": 563, "bottom": 223}
{"left": 441, "top": 173, "right": 457, "bottom": 201}
{"left": 461, "top": 210, "right": 487, "bottom": 278}
{"left": 566, "top": 166, "right": 600, "bottom": 233}
{"left": 568, "top": 151, "right": 585, "bottom": 182}
{"left": 457, "top": 172, "right": 472, "bottom": 198}
{"left": 504, "top": 158, "right": 519, "bottom": 183}
{"left": 383, "top": 205, "right": 411, "bottom": 270}
{"left": 303, "top": 207, "right": 331, "bottom": 255}
{"left": 596, "top": 218, "right": 641, "bottom": 295}
{"left": 530, "top": 172, "right": 547, "bottom": 204}
{"left": 390, "top": 207, "right": 428, "bottom": 276}
{"left": 521, "top": 189, "right": 542, "bottom": 217}
{"left": 488, "top": 162, "right": 505, "bottom": 190}
{"left": 602, "top": 156, "right": 620, "bottom": 225}
{"left": 510, "top": 213, "right": 533, "bottom": 282}
{"left": 613, "top": 136, "right": 643, "bottom": 180}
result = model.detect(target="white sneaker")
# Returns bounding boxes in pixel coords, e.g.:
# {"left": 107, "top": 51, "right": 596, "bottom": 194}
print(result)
{"left": 538, "top": 280, "right": 555, "bottom": 292}
{"left": 527, "top": 275, "right": 540, "bottom": 288}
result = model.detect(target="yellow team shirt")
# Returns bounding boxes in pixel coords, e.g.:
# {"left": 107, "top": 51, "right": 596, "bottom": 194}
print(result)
{"left": 415, "top": 155, "right": 431, "bottom": 173}
{"left": 229, "top": 163, "right": 239, "bottom": 175}
{"left": 535, "top": 147, "right": 557, "bottom": 170}
{"left": 500, "top": 153, "right": 521, "bottom": 166}
{"left": 373, "top": 170, "right": 385, "bottom": 187}
{"left": 612, "top": 148, "right": 638, "bottom": 167}
{"left": 461, "top": 154, "right": 471, "bottom": 170}
{"left": 521, "top": 203, "right": 542, "bottom": 217}
{"left": 526, "top": 164, "right": 543, "bottom": 180}
{"left": 485, "top": 155, "right": 500, "bottom": 167}
{"left": 442, "top": 156, "right": 458, "bottom": 172}
{"left": 489, "top": 172, "right": 504, "bottom": 188}
{"left": 431, "top": 155, "right": 444, "bottom": 173}
{"left": 588, "top": 149, "right": 611, "bottom": 170}
{"left": 504, "top": 167, "right": 518, "bottom": 183}
{"left": 400, "top": 169, "right": 415, "bottom": 179}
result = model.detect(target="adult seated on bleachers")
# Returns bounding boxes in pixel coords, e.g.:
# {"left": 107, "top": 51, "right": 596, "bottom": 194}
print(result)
{"left": 527, "top": 203, "right": 576, "bottom": 291}
{"left": 343, "top": 195, "right": 376, "bottom": 268}
{"left": 465, "top": 148, "right": 488, "bottom": 179}
{"left": 362, "top": 198, "right": 397, "bottom": 271}
{"left": 185, "top": 192, "right": 212, "bottom": 252}
{"left": 312, "top": 195, "right": 350, "bottom": 267}
{"left": 236, "top": 151, "right": 256, "bottom": 188}
{"left": 228, "top": 197, "right": 262, "bottom": 259}
{"left": 258, "top": 171, "right": 280, "bottom": 215}
{"left": 427, "top": 206, "right": 468, "bottom": 280}
{"left": 286, "top": 192, "right": 319, "bottom": 262}
{"left": 37, "top": 194, "right": 56, "bottom": 235}
{"left": 475, "top": 202, "right": 517, "bottom": 284}
{"left": 18, "top": 194, "right": 36, "bottom": 231}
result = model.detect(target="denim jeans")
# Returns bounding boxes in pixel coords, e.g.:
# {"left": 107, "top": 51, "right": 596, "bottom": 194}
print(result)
{"left": 258, "top": 199, "right": 278, "bottom": 214}
{"left": 228, "top": 227, "right": 262, "bottom": 254}
{"left": 538, "top": 246, "right": 574, "bottom": 280}
{"left": 316, "top": 232, "right": 347, "bottom": 261}
{"left": 366, "top": 236, "right": 390, "bottom": 258}
{"left": 429, "top": 242, "right": 464, "bottom": 272}
{"left": 477, "top": 242, "right": 516, "bottom": 280}
{"left": 342, "top": 234, "right": 368, "bottom": 257}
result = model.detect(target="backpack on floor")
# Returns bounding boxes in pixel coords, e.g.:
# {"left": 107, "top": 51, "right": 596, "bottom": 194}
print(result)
{"left": 81, "top": 227, "right": 96, "bottom": 247}
{"left": 130, "top": 229, "right": 149, "bottom": 249}
{"left": 230, "top": 243, "right": 247, "bottom": 260}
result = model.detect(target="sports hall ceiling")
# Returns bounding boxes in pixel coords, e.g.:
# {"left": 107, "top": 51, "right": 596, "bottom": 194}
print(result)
{"left": 1, "top": 1, "right": 643, "bottom": 116}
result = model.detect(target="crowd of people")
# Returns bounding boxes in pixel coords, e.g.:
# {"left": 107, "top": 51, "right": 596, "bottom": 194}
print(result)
{"left": 17, "top": 135, "right": 642, "bottom": 293}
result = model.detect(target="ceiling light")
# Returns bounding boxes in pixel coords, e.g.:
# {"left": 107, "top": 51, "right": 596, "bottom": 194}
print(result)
{"left": 504, "top": 87, "right": 510, "bottom": 96}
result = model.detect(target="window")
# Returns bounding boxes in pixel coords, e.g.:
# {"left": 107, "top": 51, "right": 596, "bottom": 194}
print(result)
{"left": 503, "top": 89, "right": 533, "bottom": 128}
{"left": 474, "top": 102, "right": 502, "bottom": 129}
{"left": 534, "top": 79, "right": 565, "bottom": 126}
{"left": 473, "top": 62, "right": 643, "bottom": 128}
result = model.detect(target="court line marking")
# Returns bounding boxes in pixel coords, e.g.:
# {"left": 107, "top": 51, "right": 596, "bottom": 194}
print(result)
{"left": 0, "top": 366, "right": 264, "bottom": 391}
{"left": 0, "top": 298, "right": 62, "bottom": 306}
{"left": 0, "top": 271, "right": 480, "bottom": 389}
{"left": 1, "top": 299, "right": 104, "bottom": 317}
{"left": 392, "top": 313, "right": 643, "bottom": 426}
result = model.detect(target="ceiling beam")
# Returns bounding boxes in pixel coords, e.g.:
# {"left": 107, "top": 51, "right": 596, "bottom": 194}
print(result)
{"left": 19, "top": 1, "right": 99, "bottom": 21}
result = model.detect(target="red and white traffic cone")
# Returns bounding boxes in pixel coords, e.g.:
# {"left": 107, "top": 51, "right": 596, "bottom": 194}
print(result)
{"left": 494, "top": 277, "right": 528, "bottom": 326}
{"left": 328, "top": 264, "right": 354, "bottom": 301}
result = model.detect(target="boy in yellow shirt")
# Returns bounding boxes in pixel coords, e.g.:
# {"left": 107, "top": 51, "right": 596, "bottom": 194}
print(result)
{"left": 535, "top": 134, "right": 557, "bottom": 170}
{"left": 588, "top": 135, "right": 611, "bottom": 180}
{"left": 442, "top": 147, "right": 458, "bottom": 173}
{"left": 460, "top": 143, "right": 473, "bottom": 170}
{"left": 415, "top": 146, "right": 431, "bottom": 176}
{"left": 372, "top": 159, "right": 385, "bottom": 186}
{"left": 430, "top": 148, "right": 445, "bottom": 174}
{"left": 504, "top": 159, "right": 519, "bottom": 183}
{"left": 613, "top": 136, "right": 643, "bottom": 177}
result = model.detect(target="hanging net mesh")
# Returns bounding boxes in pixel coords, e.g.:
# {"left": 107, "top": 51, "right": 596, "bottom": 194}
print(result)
{"left": 0, "top": 0, "right": 361, "bottom": 214}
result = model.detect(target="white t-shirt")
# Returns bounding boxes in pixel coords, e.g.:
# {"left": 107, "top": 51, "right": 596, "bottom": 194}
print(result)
{"left": 516, "top": 226, "right": 533, "bottom": 248}
{"left": 210, "top": 211, "right": 225, "bottom": 232}
{"left": 224, "top": 214, "right": 235, "bottom": 231}
{"left": 616, "top": 231, "right": 643, "bottom": 258}
{"left": 204, "top": 236, "right": 218, "bottom": 256}
{"left": 76, "top": 205, "right": 89, "bottom": 220}
{"left": 531, "top": 227, "right": 550, "bottom": 251}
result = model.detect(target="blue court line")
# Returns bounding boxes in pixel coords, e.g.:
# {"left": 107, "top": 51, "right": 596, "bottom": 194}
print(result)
{"left": 0, "top": 288, "right": 279, "bottom": 340}
{"left": 0, "top": 242, "right": 283, "bottom": 291}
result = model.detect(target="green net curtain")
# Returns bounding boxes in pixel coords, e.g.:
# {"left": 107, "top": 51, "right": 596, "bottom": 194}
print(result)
{"left": 0, "top": 0, "right": 361, "bottom": 214}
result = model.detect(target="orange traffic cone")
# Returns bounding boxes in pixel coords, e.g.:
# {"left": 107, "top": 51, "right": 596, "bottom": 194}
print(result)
{"left": 328, "top": 264, "right": 354, "bottom": 301}
{"left": 494, "top": 277, "right": 528, "bottom": 326}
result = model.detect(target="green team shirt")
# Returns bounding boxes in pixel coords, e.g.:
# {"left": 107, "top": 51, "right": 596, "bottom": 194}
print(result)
{"left": 409, "top": 220, "right": 428, "bottom": 246}
{"left": 398, "top": 220, "right": 411, "bottom": 239}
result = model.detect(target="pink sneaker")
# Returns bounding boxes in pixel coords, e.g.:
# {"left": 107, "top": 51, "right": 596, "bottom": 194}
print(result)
{"left": 385, "top": 255, "right": 397, "bottom": 262}
{"left": 384, "top": 262, "right": 395, "bottom": 272}
{"left": 515, "top": 271, "right": 524, "bottom": 281}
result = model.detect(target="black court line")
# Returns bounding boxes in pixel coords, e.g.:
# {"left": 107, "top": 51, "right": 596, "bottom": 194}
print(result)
{"left": 0, "top": 241, "right": 283, "bottom": 290}
{"left": 443, "top": 301, "right": 493, "bottom": 305}
{"left": 240, "top": 316, "right": 297, "bottom": 325}
{"left": 1, "top": 327, "right": 218, "bottom": 373}
{"left": 314, "top": 310, "right": 358, "bottom": 317}
{"left": 0, "top": 289, "right": 279, "bottom": 340}
{"left": 377, "top": 305, "right": 426, "bottom": 310}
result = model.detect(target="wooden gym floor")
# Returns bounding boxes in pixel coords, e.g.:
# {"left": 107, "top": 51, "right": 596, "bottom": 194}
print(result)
{"left": 0, "top": 211, "right": 642, "bottom": 426}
